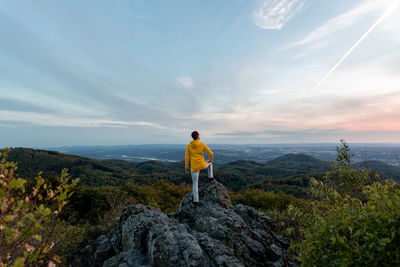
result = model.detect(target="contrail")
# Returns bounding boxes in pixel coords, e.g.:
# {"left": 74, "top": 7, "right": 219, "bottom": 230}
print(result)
{"left": 312, "top": 2, "right": 397, "bottom": 93}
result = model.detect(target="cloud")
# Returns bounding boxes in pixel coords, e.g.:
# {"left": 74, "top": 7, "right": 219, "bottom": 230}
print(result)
{"left": 0, "top": 120, "right": 31, "bottom": 127}
{"left": 198, "top": 83, "right": 400, "bottom": 140}
{"left": 0, "top": 97, "right": 56, "bottom": 114}
{"left": 211, "top": 128, "right": 400, "bottom": 143}
{"left": 1, "top": 1, "right": 399, "bottom": 146}
{"left": 176, "top": 77, "right": 194, "bottom": 88}
{"left": 0, "top": 11, "right": 182, "bottom": 126}
{"left": 214, "top": 131, "right": 258, "bottom": 136}
{"left": 0, "top": 110, "right": 180, "bottom": 132}
{"left": 0, "top": 124, "right": 183, "bottom": 147}
{"left": 253, "top": 0, "right": 307, "bottom": 30}
{"left": 312, "top": 2, "right": 398, "bottom": 93}
{"left": 215, "top": 128, "right": 338, "bottom": 138}
{"left": 286, "top": 0, "right": 391, "bottom": 48}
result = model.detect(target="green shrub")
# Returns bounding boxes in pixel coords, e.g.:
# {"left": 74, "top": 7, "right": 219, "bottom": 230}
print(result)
{"left": 50, "top": 220, "right": 90, "bottom": 264}
{"left": 289, "top": 140, "right": 400, "bottom": 266}
{"left": 231, "top": 189, "right": 304, "bottom": 211}
{"left": 0, "top": 148, "right": 79, "bottom": 266}
{"left": 121, "top": 180, "right": 191, "bottom": 213}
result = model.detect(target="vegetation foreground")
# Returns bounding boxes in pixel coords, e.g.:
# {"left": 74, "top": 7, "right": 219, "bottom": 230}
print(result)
{"left": 1, "top": 141, "right": 399, "bottom": 266}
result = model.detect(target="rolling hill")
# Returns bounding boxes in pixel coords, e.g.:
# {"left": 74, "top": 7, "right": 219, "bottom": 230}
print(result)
{"left": 5, "top": 148, "right": 399, "bottom": 196}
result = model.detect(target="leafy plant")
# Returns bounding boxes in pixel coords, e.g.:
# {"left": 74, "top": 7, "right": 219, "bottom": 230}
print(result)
{"left": 336, "top": 139, "right": 353, "bottom": 166}
{"left": 288, "top": 140, "right": 400, "bottom": 266}
{"left": 0, "top": 148, "right": 79, "bottom": 266}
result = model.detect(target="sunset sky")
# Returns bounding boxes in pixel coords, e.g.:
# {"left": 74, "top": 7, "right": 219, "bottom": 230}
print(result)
{"left": 1, "top": 0, "right": 399, "bottom": 146}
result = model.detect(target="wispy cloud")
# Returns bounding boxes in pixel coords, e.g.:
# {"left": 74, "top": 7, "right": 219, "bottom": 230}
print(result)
{"left": 312, "top": 1, "right": 398, "bottom": 93}
{"left": 0, "top": 97, "right": 56, "bottom": 114}
{"left": 214, "top": 131, "right": 258, "bottom": 136}
{"left": 286, "top": 0, "right": 391, "bottom": 48}
{"left": 1, "top": 1, "right": 399, "bottom": 145}
{"left": 253, "top": 0, "right": 306, "bottom": 30}
{"left": 211, "top": 128, "right": 400, "bottom": 143}
{"left": 0, "top": 110, "right": 175, "bottom": 130}
{"left": 176, "top": 77, "right": 194, "bottom": 88}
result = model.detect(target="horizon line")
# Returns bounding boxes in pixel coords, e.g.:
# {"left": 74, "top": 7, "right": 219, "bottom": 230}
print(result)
{"left": 13, "top": 141, "right": 400, "bottom": 150}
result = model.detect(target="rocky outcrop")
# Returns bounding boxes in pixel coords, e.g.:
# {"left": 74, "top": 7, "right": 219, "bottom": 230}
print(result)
{"left": 69, "top": 182, "right": 294, "bottom": 266}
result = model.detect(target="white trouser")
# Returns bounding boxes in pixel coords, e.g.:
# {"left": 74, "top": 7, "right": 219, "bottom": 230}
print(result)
{"left": 191, "top": 162, "right": 213, "bottom": 203}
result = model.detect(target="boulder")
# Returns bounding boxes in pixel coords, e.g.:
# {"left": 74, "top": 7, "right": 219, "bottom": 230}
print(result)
{"left": 69, "top": 182, "right": 295, "bottom": 266}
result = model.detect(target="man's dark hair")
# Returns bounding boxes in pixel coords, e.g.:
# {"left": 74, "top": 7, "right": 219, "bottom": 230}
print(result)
{"left": 191, "top": 131, "right": 199, "bottom": 140}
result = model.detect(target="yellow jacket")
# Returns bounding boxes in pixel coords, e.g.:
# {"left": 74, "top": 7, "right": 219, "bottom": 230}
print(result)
{"left": 185, "top": 140, "right": 213, "bottom": 172}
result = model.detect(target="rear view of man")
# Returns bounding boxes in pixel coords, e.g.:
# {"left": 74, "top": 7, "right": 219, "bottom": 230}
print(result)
{"left": 185, "top": 131, "right": 215, "bottom": 208}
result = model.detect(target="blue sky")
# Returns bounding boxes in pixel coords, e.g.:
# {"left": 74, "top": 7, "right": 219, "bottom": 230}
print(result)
{"left": 0, "top": 0, "right": 399, "bottom": 147}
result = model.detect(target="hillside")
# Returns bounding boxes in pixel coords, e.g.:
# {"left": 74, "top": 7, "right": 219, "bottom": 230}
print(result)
{"left": 351, "top": 160, "right": 400, "bottom": 181}
{"left": 7, "top": 148, "right": 187, "bottom": 186}
{"left": 7, "top": 148, "right": 399, "bottom": 195}
{"left": 7, "top": 148, "right": 326, "bottom": 195}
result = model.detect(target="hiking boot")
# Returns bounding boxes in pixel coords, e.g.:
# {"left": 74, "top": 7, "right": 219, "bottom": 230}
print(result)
{"left": 208, "top": 178, "right": 216, "bottom": 183}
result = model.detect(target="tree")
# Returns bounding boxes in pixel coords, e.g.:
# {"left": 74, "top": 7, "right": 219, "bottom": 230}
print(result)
{"left": 336, "top": 139, "right": 353, "bottom": 166}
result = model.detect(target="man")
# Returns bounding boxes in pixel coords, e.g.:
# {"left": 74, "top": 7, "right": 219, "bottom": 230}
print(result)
{"left": 185, "top": 131, "right": 215, "bottom": 208}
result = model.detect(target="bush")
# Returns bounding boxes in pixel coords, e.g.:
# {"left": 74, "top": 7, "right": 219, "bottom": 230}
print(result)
{"left": 122, "top": 180, "right": 191, "bottom": 213}
{"left": 0, "top": 148, "right": 79, "bottom": 266}
{"left": 231, "top": 189, "right": 304, "bottom": 211}
{"left": 49, "top": 220, "right": 90, "bottom": 264}
{"left": 289, "top": 140, "right": 400, "bottom": 266}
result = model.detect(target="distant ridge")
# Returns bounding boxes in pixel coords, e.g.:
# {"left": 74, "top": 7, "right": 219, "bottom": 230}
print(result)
{"left": 352, "top": 160, "right": 400, "bottom": 181}
{"left": 5, "top": 148, "right": 400, "bottom": 193}
{"left": 49, "top": 143, "right": 400, "bottom": 165}
{"left": 273, "top": 153, "right": 325, "bottom": 164}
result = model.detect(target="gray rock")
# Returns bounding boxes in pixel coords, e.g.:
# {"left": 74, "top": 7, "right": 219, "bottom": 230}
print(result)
{"left": 68, "top": 234, "right": 115, "bottom": 267}
{"left": 109, "top": 228, "right": 122, "bottom": 254}
{"left": 121, "top": 205, "right": 169, "bottom": 252}
{"left": 93, "top": 235, "right": 115, "bottom": 266}
{"left": 69, "top": 182, "right": 295, "bottom": 267}
{"left": 234, "top": 204, "right": 290, "bottom": 250}
{"left": 103, "top": 248, "right": 149, "bottom": 267}
{"left": 148, "top": 223, "right": 204, "bottom": 267}
{"left": 193, "top": 231, "right": 244, "bottom": 267}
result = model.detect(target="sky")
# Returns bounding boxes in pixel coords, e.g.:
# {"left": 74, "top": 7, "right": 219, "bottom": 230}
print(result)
{"left": 0, "top": 0, "right": 399, "bottom": 147}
